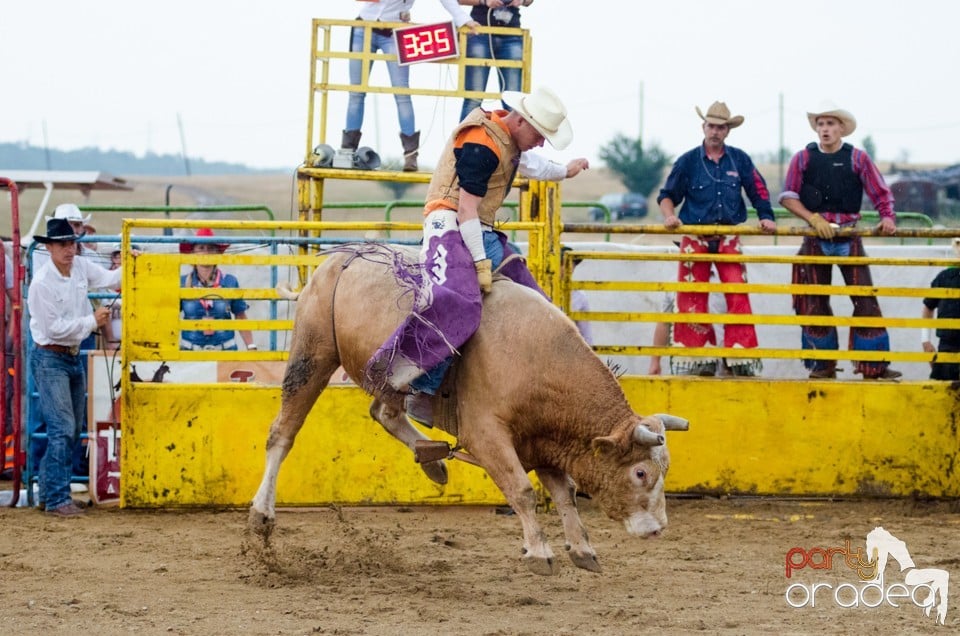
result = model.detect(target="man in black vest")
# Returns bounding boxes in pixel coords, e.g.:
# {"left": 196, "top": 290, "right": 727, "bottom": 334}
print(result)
{"left": 779, "top": 103, "right": 899, "bottom": 380}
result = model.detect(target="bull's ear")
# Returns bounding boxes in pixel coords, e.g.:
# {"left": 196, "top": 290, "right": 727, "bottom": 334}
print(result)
{"left": 591, "top": 435, "right": 620, "bottom": 454}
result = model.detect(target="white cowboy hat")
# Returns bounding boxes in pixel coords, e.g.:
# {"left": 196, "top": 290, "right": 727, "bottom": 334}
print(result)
{"left": 501, "top": 87, "right": 573, "bottom": 150}
{"left": 807, "top": 102, "right": 857, "bottom": 136}
{"left": 46, "top": 203, "right": 92, "bottom": 224}
{"left": 695, "top": 101, "right": 744, "bottom": 129}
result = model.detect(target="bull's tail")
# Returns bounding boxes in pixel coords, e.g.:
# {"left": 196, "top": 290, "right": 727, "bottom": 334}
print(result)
{"left": 276, "top": 281, "right": 301, "bottom": 301}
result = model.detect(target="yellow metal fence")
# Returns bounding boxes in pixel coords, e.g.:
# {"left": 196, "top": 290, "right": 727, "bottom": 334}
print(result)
{"left": 558, "top": 224, "right": 960, "bottom": 369}
{"left": 116, "top": 216, "right": 960, "bottom": 506}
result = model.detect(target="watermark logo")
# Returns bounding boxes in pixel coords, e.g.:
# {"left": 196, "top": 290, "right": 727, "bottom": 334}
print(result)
{"left": 785, "top": 526, "right": 949, "bottom": 625}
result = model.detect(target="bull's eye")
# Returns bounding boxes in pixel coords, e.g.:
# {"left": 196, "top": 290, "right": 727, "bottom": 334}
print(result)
{"left": 635, "top": 469, "right": 646, "bottom": 480}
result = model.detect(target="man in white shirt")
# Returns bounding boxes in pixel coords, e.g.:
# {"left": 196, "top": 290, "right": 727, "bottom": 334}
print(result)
{"left": 27, "top": 218, "right": 120, "bottom": 517}
{"left": 518, "top": 152, "right": 589, "bottom": 181}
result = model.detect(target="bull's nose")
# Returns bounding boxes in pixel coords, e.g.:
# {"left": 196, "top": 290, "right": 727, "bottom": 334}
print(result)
{"left": 624, "top": 514, "right": 665, "bottom": 537}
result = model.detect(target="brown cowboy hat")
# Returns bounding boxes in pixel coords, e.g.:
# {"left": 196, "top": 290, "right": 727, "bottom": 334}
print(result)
{"left": 179, "top": 227, "right": 228, "bottom": 254}
{"left": 696, "top": 101, "right": 744, "bottom": 129}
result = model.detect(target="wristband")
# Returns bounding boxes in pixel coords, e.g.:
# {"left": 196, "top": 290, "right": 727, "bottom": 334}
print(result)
{"left": 459, "top": 218, "right": 487, "bottom": 262}
{"left": 921, "top": 328, "right": 931, "bottom": 344}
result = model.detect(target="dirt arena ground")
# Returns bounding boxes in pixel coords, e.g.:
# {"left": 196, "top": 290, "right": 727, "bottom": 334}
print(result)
{"left": 1, "top": 497, "right": 958, "bottom": 635}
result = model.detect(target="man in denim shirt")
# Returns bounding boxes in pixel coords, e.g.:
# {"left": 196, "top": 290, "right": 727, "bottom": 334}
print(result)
{"left": 657, "top": 101, "right": 776, "bottom": 377}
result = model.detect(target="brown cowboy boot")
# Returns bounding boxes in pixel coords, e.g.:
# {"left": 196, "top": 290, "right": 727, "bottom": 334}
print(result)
{"left": 340, "top": 129, "right": 362, "bottom": 152}
{"left": 400, "top": 131, "right": 419, "bottom": 172}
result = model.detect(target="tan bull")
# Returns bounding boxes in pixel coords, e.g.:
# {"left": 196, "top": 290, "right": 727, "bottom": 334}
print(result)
{"left": 249, "top": 244, "right": 688, "bottom": 575}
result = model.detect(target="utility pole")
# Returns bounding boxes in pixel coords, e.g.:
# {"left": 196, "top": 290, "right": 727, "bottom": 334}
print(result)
{"left": 778, "top": 92, "right": 785, "bottom": 189}
{"left": 42, "top": 120, "right": 52, "bottom": 170}
{"left": 638, "top": 81, "right": 644, "bottom": 143}
{"left": 177, "top": 113, "right": 192, "bottom": 176}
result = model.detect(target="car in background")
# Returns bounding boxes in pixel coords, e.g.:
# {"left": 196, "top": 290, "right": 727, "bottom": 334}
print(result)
{"left": 588, "top": 192, "right": 648, "bottom": 221}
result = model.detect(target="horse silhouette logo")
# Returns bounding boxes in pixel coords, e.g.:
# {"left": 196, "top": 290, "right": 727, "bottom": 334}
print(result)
{"left": 865, "top": 526, "right": 949, "bottom": 625}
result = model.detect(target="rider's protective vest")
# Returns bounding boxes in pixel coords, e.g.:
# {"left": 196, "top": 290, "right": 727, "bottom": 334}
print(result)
{"left": 425, "top": 109, "right": 519, "bottom": 226}
{"left": 799, "top": 142, "right": 864, "bottom": 214}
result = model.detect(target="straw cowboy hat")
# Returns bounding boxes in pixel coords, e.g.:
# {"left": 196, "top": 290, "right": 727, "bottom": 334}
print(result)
{"left": 179, "top": 227, "right": 228, "bottom": 254}
{"left": 501, "top": 87, "right": 573, "bottom": 150}
{"left": 34, "top": 218, "right": 81, "bottom": 244}
{"left": 806, "top": 101, "right": 857, "bottom": 136}
{"left": 45, "top": 203, "right": 91, "bottom": 224}
{"left": 695, "top": 101, "right": 744, "bottom": 129}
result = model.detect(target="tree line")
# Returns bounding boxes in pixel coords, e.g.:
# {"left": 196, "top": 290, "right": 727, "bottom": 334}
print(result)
{"left": 0, "top": 143, "right": 284, "bottom": 176}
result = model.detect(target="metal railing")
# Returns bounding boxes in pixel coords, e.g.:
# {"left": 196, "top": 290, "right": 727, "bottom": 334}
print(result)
{"left": 558, "top": 224, "right": 960, "bottom": 372}
{"left": 570, "top": 205, "right": 937, "bottom": 244}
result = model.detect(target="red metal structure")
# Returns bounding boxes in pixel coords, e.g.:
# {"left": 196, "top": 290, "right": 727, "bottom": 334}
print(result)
{"left": 0, "top": 176, "right": 25, "bottom": 506}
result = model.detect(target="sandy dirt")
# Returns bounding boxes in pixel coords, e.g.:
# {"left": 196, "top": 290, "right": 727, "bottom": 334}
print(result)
{"left": 1, "top": 496, "right": 958, "bottom": 635}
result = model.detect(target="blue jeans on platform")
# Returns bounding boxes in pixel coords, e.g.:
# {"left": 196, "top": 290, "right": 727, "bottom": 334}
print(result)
{"left": 460, "top": 33, "right": 523, "bottom": 121}
{"left": 31, "top": 348, "right": 86, "bottom": 510}
{"left": 347, "top": 27, "right": 415, "bottom": 135}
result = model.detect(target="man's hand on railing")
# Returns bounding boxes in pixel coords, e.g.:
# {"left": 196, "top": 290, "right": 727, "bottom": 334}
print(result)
{"left": 663, "top": 214, "right": 683, "bottom": 230}
{"left": 876, "top": 217, "right": 897, "bottom": 236}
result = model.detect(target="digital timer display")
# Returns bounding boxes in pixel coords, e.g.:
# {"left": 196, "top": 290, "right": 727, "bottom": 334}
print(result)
{"left": 393, "top": 21, "right": 459, "bottom": 66}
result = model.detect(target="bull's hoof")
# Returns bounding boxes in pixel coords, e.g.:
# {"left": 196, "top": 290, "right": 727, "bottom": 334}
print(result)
{"left": 522, "top": 553, "right": 558, "bottom": 576}
{"left": 420, "top": 459, "right": 448, "bottom": 485}
{"left": 247, "top": 508, "right": 275, "bottom": 544}
{"left": 567, "top": 549, "right": 602, "bottom": 573}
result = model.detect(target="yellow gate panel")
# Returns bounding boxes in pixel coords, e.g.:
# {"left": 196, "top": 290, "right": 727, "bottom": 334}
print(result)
{"left": 125, "top": 253, "right": 183, "bottom": 360}
{"left": 122, "top": 383, "right": 506, "bottom": 507}
{"left": 624, "top": 378, "right": 960, "bottom": 497}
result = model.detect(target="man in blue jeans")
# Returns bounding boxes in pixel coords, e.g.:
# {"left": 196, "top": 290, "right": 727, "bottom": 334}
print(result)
{"left": 458, "top": 0, "right": 532, "bottom": 121}
{"left": 27, "top": 218, "right": 120, "bottom": 517}
{"left": 343, "top": 0, "right": 478, "bottom": 171}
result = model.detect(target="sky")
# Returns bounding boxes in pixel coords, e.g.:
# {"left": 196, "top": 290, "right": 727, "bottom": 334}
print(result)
{"left": 3, "top": 0, "right": 960, "bottom": 172}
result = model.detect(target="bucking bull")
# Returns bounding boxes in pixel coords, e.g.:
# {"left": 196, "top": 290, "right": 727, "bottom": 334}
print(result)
{"left": 249, "top": 244, "right": 689, "bottom": 575}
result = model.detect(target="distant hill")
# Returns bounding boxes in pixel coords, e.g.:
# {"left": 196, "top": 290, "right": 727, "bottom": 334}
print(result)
{"left": 0, "top": 142, "right": 285, "bottom": 176}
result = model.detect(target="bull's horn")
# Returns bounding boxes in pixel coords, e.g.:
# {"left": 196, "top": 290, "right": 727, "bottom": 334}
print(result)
{"left": 633, "top": 424, "right": 665, "bottom": 447}
{"left": 654, "top": 413, "right": 690, "bottom": 431}
{"left": 276, "top": 281, "right": 301, "bottom": 301}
